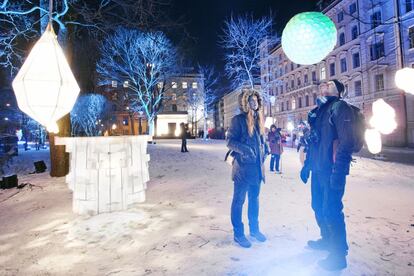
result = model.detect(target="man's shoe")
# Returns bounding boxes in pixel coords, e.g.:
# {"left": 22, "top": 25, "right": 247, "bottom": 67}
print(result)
{"left": 307, "top": 239, "right": 329, "bottom": 251}
{"left": 250, "top": 231, "right": 267, "bottom": 242}
{"left": 234, "top": 235, "right": 252, "bottom": 248}
{"left": 318, "top": 253, "right": 347, "bottom": 271}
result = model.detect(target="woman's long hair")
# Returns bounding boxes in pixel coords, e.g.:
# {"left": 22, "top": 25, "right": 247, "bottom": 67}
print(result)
{"left": 239, "top": 89, "right": 265, "bottom": 137}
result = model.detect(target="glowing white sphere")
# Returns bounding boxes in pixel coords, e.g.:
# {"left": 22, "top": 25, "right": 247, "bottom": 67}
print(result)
{"left": 282, "top": 12, "right": 337, "bottom": 65}
{"left": 265, "top": 117, "right": 274, "bottom": 129}
{"left": 12, "top": 24, "right": 80, "bottom": 133}
{"left": 395, "top": 67, "right": 414, "bottom": 95}
{"left": 370, "top": 99, "right": 397, "bottom": 135}
{"left": 365, "top": 129, "right": 382, "bottom": 154}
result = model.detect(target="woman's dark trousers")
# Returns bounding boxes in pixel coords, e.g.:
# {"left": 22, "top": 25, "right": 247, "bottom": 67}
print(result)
{"left": 231, "top": 180, "right": 261, "bottom": 237}
{"left": 270, "top": 154, "right": 280, "bottom": 171}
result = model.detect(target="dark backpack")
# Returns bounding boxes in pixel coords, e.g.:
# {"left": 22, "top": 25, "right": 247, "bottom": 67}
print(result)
{"left": 330, "top": 100, "right": 366, "bottom": 153}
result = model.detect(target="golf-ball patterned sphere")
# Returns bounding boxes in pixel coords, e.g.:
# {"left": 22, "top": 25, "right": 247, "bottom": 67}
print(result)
{"left": 282, "top": 12, "right": 337, "bottom": 65}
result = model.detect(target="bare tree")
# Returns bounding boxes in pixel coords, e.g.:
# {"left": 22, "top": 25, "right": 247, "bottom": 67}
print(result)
{"left": 70, "top": 94, "right": 108, "bottom": 136}
{"left": 221, "top": 14, "right": 273, "bottom": 92}
{"left": 97, "top": 27, "right": 177, "bottom": 138}
{"left": 196, "top": 65, "right": 220, "bottom": 139}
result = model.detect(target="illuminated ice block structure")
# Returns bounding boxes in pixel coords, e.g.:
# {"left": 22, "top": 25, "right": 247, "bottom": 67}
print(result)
{"left": 55, "top": 136, "right": 150, "bottom": 215}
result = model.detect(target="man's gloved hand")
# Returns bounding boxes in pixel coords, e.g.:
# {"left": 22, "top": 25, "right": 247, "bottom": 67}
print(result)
{"left": 300, "top": 165, "right": 310, "bottom": 184}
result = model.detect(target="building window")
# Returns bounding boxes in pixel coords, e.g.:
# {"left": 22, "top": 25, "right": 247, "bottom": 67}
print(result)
{"left": 313, "top": 93, "right": 317, "bottom": 104}
{"left": 172, "top": 82, "right": 177, "bottom": 89}
{"left": 330, "top": 62, "right": 336, "bottom": 76}
{"left": 172, "top": 93, "right": 177, "bottom": 100}
{"left": 349, "top": 3, "right": 357, "bottom": 14}
{"left": 298, "top": 97, "right": 302, "bottom": 108}
{"left": 304, "top": 74, "right": 309, "bottom": 84}
{"left": 111, "top": 80, "right": 118, "bottom": 88}
{"left": 409, "top": 27, "right": 414, "bottom": 48}
{"left": 123, "top": 80, "right": 129, "bottom": 88}
{"left": 351, "top": 26, "right": 358, "bottom": 40}
{"left": 192, "top": 82, "right": 197, "bottom": 89}
{"left": 157, "top": 82, "right": 163, "bottom": 89}
{"left": 291, "top": 79, "right": 295, "bottom": 89}
{"left": 337, "top": 11, "right": 344, "bottom": 22}
{"left": 320, "top": 66, "right": 326, "bottom": 80}
{"left": 407, "top": 0, "right": 414, "bottom": 13}
{"left": 339, "top": 33, "right": 345, "bottom": 46}
{"left": 286, "top": 101, "right": 290, "bottom": 111}
{"left": 297, "top": 77, "right": 301, "bottom": 86}
{"left": 281, "top": 102, "right": 284, "bottom": 111}
{"left": 354, "top": 80, "right": 362, "bottom": 96}
{"left": 285, "top": 82, "right": 289, "bottom": 92}
{"left": 371, "top": 11, "right": 382, "bottom": 29}
{"left": 352, "top": 52, "right": 360, "bottom": 68}
{"left": 182, "top": 82, "right": 188, "bottom": 89}
{"left": 285, "top": 64, "right": 288, "bottom": 73}
{"left": 172, "top": 104, "right": 177, "bottom": 112}
{"left": 291, "top": 63, "right": 294, "bottom": 70}
{"left": 312, "top": 71, "right": 317, "bottom": 81}
{"left": 370, "top": 41, "right": 385, "bottom": 60}
{"left": 375, "top": 74, "right": 385, "bottom": 91}
{"left": 340, "top": 58, "right": 347, "bottom": 72}
{"left": 292, "top": 99, "right": 296, "bottom": 110}
{"left": 305, "top": 95, "right": 310, "bottom": 106}
{"left": 122, "top": 116, "right": 129, "bottom": 126}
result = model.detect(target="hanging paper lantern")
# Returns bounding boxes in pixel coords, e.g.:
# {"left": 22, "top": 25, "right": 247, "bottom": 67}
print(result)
{"left": 282, "top": 12, "right": 337, "bottom": 65}
{"left": 370, "top": 99, "right": 397, "bottom": 135}
{"left": 12, "top": 24, "right": 80, "bottom": 133}
{"left": 365, "top": 129, "right": 382, "bottom": 154}
{"left": 395, "top": 67, "right": 414, "bottom": 95}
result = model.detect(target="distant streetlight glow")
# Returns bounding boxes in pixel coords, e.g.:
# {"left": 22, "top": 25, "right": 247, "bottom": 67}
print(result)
{"left": 287, "top": 122, "right": 294, "bottom": 132}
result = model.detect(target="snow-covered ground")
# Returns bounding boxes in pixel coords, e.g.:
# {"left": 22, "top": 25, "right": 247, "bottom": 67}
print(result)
{"left": 0, "top": 139, "right": 413, "bottom": 276}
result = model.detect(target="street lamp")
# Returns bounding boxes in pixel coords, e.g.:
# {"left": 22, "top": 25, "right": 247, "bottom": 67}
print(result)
{"left": 287, "top": 122, "right": 294, "bottom": 148}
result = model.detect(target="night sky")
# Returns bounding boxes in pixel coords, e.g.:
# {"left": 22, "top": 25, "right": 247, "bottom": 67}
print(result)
{"left": 170, "top": 0, "right": 319, "bottom": 69}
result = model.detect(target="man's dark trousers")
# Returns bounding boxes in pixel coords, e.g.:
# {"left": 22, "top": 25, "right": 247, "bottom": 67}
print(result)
{"left": 311, "top": 171, "right": 348, "bottom": 255}
{"left": 231, "top": 180, "right": 261, "bottom": 237}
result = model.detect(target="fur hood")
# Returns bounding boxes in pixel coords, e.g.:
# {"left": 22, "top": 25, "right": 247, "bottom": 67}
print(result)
{"left": 238, "top": 89, "right": 264, "bottom": 113}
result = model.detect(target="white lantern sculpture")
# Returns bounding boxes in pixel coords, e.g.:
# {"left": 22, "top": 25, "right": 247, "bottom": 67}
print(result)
{"left": 395, "top": 67, "right": 414, "bottom": 95}
{"left": 369, "top": 99, "right": 397, "bottom": 135}
{"left": 12, "top": 23, "right": 80, "bottom": 133}
{"left": 282, "top": 12, "right": 337, "bottom": 65}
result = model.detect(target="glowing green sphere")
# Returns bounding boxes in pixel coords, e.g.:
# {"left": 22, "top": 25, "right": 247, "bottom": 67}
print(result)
{"left": 282, "top": 12, "right": 337, "bottom": 65}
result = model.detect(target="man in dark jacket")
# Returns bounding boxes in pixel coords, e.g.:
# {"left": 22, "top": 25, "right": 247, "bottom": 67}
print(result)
{"left": 180, "top": 123, "right": 189, "bottom": 152}
{"left": 227, "top": 89, "right": 269, "bottom": 248}
{"left": 268, "top": 125, "right": 283, "bottom": 173}
{"left": 300, "top": 79, "right": 354, "bottom": 271}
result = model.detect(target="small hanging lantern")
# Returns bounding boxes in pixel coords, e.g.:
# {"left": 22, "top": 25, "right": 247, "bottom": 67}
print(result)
{"left": 12, "top": 1, "right": 80, "bottom": 133}
{"left": 282, "top": 12, "right": 337, "bottom": 65}
{"left": 395, "top": 67, "right": 414, "bottom": 95}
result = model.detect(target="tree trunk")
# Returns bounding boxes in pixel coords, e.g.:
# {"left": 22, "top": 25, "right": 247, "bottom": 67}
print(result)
{"left": 39, "top": 0, "right": 49, "bottom": 32}
{"left": 49, "top": 114, "right": 71, "bottom": 177}
{"left": 203, "top": 108, "right": 208, "bottom": 140}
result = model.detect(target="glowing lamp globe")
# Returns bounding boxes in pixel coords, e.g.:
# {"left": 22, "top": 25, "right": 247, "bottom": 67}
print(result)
{"left": 265, "top": 117, "right": 273, "bottom": 129}
{"left": 365, "top": 129, "right": 382, "bottom": 154}
{"left": 12, "top": 24, "right": 80, "bottom": 133}
{"left": 282, "top": 12, "right": 337, "bottom": 65}
{"left": 287, "top": 122, "right": 294, "bottom": 132}
{"left": 370, "top": 99, "right": 397, "bottom": 135}
{"left": 395, "top": 67, "right": 414, "bottom": 95}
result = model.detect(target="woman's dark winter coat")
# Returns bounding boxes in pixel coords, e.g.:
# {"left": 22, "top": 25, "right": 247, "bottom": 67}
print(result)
{"left": 226, "top": 91, "right": 269, "bottom": 184}
{"left": 268, "top": 131, "right": 283, "bottom": 155}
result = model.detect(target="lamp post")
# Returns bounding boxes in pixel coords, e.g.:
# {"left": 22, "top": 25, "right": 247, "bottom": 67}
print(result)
{"left": 287, "top": 122, "right": 294, "bottom": 148}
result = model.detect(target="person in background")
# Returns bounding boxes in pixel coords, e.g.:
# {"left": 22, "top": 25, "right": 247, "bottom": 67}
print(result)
{"left": 180, "top": 123, "right": 189, "bottom": 153}
{"left": 268, "top": 125, "right": 283, "bottom": 173}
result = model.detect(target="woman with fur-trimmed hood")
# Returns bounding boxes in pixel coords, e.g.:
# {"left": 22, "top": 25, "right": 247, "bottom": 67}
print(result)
{"left": 226, "top": 89, "right": 269, "bottom": 248}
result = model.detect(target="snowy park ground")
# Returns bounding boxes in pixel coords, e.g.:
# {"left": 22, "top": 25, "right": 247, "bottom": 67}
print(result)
{"left": 0, "top": 139, "right": 413, "bottom": 276}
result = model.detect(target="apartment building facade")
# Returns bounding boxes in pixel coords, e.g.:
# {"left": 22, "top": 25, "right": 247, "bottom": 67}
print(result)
{"left": 260, "top": 0, "right": 414, "bottom": 147}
